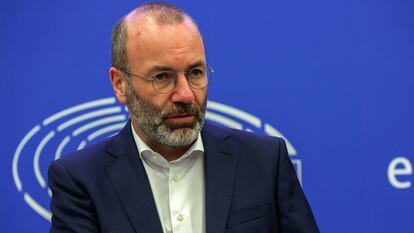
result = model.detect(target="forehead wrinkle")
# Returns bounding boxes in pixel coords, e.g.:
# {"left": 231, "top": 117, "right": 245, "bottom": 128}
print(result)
{"left": 129, "top": 24, "right": 203, "bottom": 56}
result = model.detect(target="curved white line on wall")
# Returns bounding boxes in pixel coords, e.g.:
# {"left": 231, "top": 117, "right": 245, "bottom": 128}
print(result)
{"left": 43, "top": 97, "right": 116, "bottom": 126}
{"left": 24, "top": 193, "right": 52, "bottom": 221}
{"left": 207, "top": 101, "right": 261, "bottom": 128}
{"left": 13, "top": 125, "right": 41, "bottom": 192}
{"left": 34, "top": 130, "right": 55, "bottom": 189}
{"left": 77, "top": 140, "right": 87, "bottom": 150}
{"left": 107, "top": 130, "right": 125, "bottom": 138}
{"left": 291, "top": 159, "right": 302, "bottom": 185}
{"left": 264, "top": 123, "right": 297, "bottom": 155}
{"left": 57, "top": 107, "right": 122, "bottom": 132}
{"left": 72, "top": 114, "right": 126, "bottom": 136}
{"left": 55, "top": 136, "right": 71, "bottom": 160}
{"left": 205, "top": 112, "right": 243, "bottom": 130}
{"left": 87, "top": 123, "right": 126, "bottom": 141}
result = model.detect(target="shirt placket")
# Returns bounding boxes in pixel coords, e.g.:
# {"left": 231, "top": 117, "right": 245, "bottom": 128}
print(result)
{"left": 169, "top": 161, "right": 191, "bottom": 233}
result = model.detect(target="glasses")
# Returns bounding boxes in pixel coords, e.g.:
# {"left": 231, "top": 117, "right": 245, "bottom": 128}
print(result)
{"left": 116, "top": 64, "right": 214, "bottom": 94}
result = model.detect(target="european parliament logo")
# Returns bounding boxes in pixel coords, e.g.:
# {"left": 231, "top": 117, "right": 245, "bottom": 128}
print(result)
{"left": 12, "top": 97, "right": 301, "bottom": 221}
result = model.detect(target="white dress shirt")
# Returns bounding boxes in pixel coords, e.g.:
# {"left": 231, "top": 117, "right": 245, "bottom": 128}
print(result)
{"left": 131, "top": 124, "right": 206, "bottom": 233}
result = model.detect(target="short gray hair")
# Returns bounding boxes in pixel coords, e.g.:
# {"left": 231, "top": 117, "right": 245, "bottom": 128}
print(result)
{"left": 111, "top": 2, "right": 197, "bottom": 69}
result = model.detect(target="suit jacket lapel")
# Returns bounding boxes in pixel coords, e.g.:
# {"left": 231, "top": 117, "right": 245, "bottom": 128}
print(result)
{"left": 104, "top": 121, "right": 163, "bottom": 233}
{"left": 202, "top": 122, "right": 238, "bottom": 233}
{"left": 101, "top": 121, "right": 237, "bottom": 233}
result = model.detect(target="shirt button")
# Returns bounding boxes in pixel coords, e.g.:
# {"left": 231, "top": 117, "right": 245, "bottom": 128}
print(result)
{"left": 177, "top": 214, "right": 184, "bottom": 222}
{"left": 172, "top": 175, "right": 179, "bottom": 182}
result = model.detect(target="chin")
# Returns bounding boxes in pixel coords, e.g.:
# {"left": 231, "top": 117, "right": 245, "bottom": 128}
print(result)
{"left": 159, "top": 128, "right": 199, "bottom": 147}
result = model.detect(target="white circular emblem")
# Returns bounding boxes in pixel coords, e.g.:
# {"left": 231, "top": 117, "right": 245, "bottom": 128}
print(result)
{"left": 12, "top": 97, "right": 300, "bottom": 221}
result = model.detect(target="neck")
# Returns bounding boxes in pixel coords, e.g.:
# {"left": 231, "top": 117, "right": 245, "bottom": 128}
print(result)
{"left": 132, "top": 122, "right": 193, "bottom": 162}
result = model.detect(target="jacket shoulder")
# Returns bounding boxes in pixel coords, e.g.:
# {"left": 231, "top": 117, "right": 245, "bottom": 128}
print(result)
{"left": 204, "top": 121, "right": 284, "bottom": 147}
{"left": 48, "top": 136, "right": 115, "bottom": 178}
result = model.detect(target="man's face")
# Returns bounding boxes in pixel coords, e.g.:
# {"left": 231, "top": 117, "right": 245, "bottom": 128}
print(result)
{"left": 123, "top": 17, "right": 208, "bottom": 147}
{"left": 125, "top": 79, "right": 206, "bottom": 147}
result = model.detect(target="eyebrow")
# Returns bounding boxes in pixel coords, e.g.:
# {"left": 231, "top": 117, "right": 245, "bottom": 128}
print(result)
{"left": 187, "top": 60, "right": 205, "bottom": 70}
{"left": 145, "top": 60, "right": 205, "bottom": 75}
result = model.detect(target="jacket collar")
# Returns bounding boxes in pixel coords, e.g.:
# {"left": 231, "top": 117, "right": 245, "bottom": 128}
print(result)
{"left": 201, "top": 122, "right": 238, "bottom": 233}
{"left": 105, "top": 121, "right": 163, "bottom": 233}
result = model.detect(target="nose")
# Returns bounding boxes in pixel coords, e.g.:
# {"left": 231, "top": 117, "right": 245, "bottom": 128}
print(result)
{"left": 170, "top": 74, "right": 195, "bottom": 103}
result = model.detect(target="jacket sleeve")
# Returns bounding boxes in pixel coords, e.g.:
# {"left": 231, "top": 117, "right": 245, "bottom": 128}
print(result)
{"left": 48, "top": 160, "right": 100, "bottom": 233}
{"left": 276, "top": 138, "right": 320, "bottom": 233}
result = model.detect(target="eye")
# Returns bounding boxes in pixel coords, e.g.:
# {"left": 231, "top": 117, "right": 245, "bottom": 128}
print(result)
{"left": 188, "top": 68, "right": 204, "bottom": 78}
{"left": 153, "top": 72, "right": 172, "bottom": 82}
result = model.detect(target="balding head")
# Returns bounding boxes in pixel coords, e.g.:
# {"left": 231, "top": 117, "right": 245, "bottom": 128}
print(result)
{"left": 111, "top": 2, "right": 200, "bottom": 69}
{"left": 126, "top": 2, "right": 189, "bottom": 25}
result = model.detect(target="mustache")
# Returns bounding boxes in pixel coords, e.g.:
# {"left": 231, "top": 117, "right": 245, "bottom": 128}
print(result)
{"left": 161, "top": 103, "right": 201, "bottom": 117}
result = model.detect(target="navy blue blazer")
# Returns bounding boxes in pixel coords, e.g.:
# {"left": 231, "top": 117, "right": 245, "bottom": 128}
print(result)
{"left": 48, "top": 121, "right": 319, "bottom": 233}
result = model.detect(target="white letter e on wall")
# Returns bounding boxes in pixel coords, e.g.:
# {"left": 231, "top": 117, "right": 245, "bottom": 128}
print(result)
{"left": 388, "top": 157, "right": 412, "bottom": 189}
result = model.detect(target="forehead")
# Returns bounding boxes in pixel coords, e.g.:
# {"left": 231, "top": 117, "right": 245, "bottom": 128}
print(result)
{"left": 125, "top": 16, "right": 205, "bottom": 70}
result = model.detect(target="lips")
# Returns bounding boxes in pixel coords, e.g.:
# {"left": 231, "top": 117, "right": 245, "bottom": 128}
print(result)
{"left": 167, "top": 113, "right": 195, "bottom": 117}
{"left": 164, "top": 113, "right": 197, "bottom": 124}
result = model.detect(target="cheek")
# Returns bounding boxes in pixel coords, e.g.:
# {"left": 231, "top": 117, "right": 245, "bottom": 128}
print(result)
{"left": 194, "top": 89, "right": 207, "bottom": 105}
{"left": 132, "top": 82, "right": 162, "bottom": 102}
{"left": 152, "top": 95, "right": 173, "bottom": 109}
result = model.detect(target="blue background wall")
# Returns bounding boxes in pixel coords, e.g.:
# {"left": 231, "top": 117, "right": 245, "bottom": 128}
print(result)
{"left": 1, "top": 0, "right": 413, "bottom": 232}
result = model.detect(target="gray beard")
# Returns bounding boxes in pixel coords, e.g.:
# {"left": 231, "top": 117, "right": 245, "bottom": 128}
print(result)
{"left": 125, "top": 80, "right": 206, "bottom": 148}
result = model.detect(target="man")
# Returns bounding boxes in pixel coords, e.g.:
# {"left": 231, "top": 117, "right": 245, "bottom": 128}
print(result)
{"left": 48, "top": 3, "right": 319, "bottom": 233}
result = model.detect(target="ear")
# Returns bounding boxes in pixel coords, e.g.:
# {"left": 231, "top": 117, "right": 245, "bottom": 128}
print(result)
{"left": 109, "top": 67, "right": 127, "bottom": 104}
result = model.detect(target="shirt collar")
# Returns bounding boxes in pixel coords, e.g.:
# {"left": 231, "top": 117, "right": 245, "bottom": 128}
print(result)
{"left": 131, "top": 122, "right": 204, "bottom": 165}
